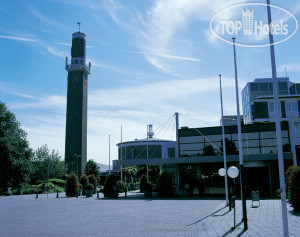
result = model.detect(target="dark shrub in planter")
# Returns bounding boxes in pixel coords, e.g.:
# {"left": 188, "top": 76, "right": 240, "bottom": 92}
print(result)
{"left": 103, "top": 173, "right": 118, "bottom": 198}
{"left": 288, "top": 166, "right": 300, "bottom": 212}
{"left": 80, "top": 174, "right": 89, "bottom": 195}
{"left": 85, "top": 183, "right": 94, "bottom": 198}
{"left": 144, "top": 182, "right": 152, "bottom": 198}
{"left": 88, "top": 174, "right": 98, "bottom": 194}
{"left": 157, "top": 172, "right": 174, "bottom": 198}
{"left": 140, "top": 175, "right": 148, "bottom": 193}
{"left": 66, "top": 174, "right": 79, "bottom": 197}
{"left": 285, "top": 166, "right": 296, "bottom": 198}
{"left": 17, "top": 184, "right": 24, "bottom": 195}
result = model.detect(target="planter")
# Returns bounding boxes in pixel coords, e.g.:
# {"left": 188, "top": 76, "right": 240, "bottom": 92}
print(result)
{"left": 79, "top": 190, "right": 83, "bottom": 196}
{"left": 17, "top": 188, "right": 23, "bottom": 195}
{"left": 144, "top": 189, "right": 152, "bottom": 198}
{"left": 85, "top": 190, "right": 93, "bottom": 198}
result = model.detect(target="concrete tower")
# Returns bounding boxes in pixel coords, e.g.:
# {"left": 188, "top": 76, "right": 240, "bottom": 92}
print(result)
{"left": 65, "top": 26, "right": 91, "bottom": 177}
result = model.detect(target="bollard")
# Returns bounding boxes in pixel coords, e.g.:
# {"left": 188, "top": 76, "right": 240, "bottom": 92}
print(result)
{"left": 76, "top": 191, "right": 78, "bottom": 198}
{"left": 231, "top": 195, "right": 236, "bottom": 229}
{"left": 97, "top": 191, "right": 99, "bottom": 199}
{"left": 56, "top": 191, "right": 59, "bottom": 198}
{"left": 36, "top": 192, "right": 38, "bottom": 199}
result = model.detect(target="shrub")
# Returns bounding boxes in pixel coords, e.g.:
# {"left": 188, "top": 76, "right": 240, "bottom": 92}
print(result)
{"left": 85, "top": 183, "right": 94, "bottom": 190}
{"left": 117, "top": 181, "right": 128, "bottom": 192}
{"left": 48, "top": 179, "right": 66, "bottom": 188}
{"left": 65, "top": 174, "right": 79, "bottom": 197}
{"left": 285, "top": 166, "right": 296, "bottom": 198}
{"left": 140, "top": 175, "right": 148, "bottom": 193}
{"left": 103, "top": 173, "right": 118, "bottom": 198}
{"left": 79, "top": 184, "right": 83, "bottom": 190}
{"left": 88, "top": 174, "right": 98, "bottom": 193}
{"left": 157, "top": 172, "right": 174, "bottom": 198}
{"left": 288, "top": 166, "right": 300, "bottom": 212}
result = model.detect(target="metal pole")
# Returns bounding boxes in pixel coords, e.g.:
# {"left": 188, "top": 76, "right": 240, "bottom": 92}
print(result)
{"left": 147, "top": 125, "right": 149, "bottom": 177}
{"left": 121, "top": 126, "right": 123, "bottom": 181}
{"left": 232, "top": 37, "right": 248, "bottom": 230}
{"left": 288, "top": 116, "right": 297, "bottom": 166}
{"left": 266, "top": 1, "right": 289, "bottom": 236}
{"left": 219, "top": 74, "right": 229, "bottom": 205}
{"left": 109, "top": 135, "right": 111, "bottom": 173}
{"left": 47, "top": 160, "right": 49, "bottom": 199}
{"left": 175, "top": 113, "right": 179, "bottom": 158}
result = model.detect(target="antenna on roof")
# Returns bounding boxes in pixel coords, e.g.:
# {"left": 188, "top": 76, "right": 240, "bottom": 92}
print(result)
{"left": 77, "top": 22, "right": 81, "bottom": 32}
{"left": 285, "top": 66, "right": 288, "bottom": 78}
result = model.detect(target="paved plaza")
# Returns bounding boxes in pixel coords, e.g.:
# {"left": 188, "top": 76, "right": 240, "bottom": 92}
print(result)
{"left": 0, "top": 192, "right": 299, "bottom": 237}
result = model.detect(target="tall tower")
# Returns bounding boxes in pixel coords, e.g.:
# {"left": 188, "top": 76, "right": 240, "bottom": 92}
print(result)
{"left": 65, "top": 25, "right": 91, "bottom": 177}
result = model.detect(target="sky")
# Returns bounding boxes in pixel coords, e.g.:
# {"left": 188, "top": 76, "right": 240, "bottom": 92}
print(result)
{"left": 1, "top": 0, "right": 300, "bottom": 166}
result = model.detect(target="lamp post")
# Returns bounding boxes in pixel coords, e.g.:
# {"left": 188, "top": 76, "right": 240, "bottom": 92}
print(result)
{"left": 219, "top": 74, "right": 229, "bottom": 205}
{"left": 232, "top": 37, "right": 248, "bottom": 230}
{"left": 227, "top": 166, "right": 240, "bottom": 229}
{"left": 266, "top": 1, "right": 289, "bottom": 236}
{"left": 74, "top": 154, "right": 81, "bottom": 177}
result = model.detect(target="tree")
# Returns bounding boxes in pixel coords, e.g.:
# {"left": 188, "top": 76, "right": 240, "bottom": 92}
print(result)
{"left": 103, "top": 173, "right": 118, "bottom": 198}
{"left": 0, "top": 102, "right": 32, "bottom": 191}
{"left": 84, "top": 159, "right": 99, "bottom": 178}
{"left": 66, "top": 174, "right": 79, "bottom": 197}
{"left": 202, "top": 145, "right": 216, "bottom": 156}
{"left": 220, "top": 138, "right": 238, "bottom": 155}
{"left": 31, "top": 144, "right": 67, "bottom": 183}
{"left": 137, "top": 165, "right": 161, "bottom": 183}
{"left": 88, "top": 174, "right": 98, "bottom": 193}
{"left": 156, "top": 172, "right": 174, "bottom": 198}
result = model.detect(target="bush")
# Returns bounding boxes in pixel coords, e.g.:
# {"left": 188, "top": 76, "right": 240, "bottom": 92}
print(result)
{"left": 88, "top": 175, "right": 98, "bottom": 193}
{"left": 157, "top": 172, "right": 174, "bottom": 198}
{"left": 285, "top": 166, "right": 296, "bottom": 197}
{"left": 103, "top": 173, "right": 118, "bottom": 198}
{"left": 48, "top": 179, "right": 66, "bottom": 188}
{"left": 117, "top": 181, "right": 128, "bottom": 192}
{"left": 288, "top": 166, "right": 300, "bottom": 212}
{"left": 79, "top": 184, "right": 83, "bottom": 190}
{"left": 140, "top": 175, "right": 148, "bottom": 193}
{"left": 65, "top": 174, "right": 79, "bottom": 197}
{"left": 85, "top": 183, "right": 94, "bottom": 190}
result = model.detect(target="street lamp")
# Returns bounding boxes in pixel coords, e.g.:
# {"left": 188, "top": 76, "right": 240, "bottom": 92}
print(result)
{"left": 227, "top": 166, "right": 239, "bottom": 229}
{"left": 74, "top": 154, "right": 81, "bottom": 177}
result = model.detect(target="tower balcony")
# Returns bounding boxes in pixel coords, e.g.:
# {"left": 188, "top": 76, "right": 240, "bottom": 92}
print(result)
{"left": 65, "top": 57, "right": 91, "bottom": 74}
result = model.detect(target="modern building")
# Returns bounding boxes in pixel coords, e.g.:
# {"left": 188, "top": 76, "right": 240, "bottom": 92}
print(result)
{"left": 242, "top": 77, "right": 300, "bottom": 160}
{"left": 115, "top": 125, "right": 177, "bottom": 171}
{"left": 65, "top": 28, "right": 91, "bottom": 177}
{"left": 220, "top": 115, "right": 243, "bottom": 126}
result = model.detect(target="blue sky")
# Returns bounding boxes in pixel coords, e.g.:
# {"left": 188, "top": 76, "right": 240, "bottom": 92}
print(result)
{"left": 1, "top": 0, "right": 300, "bottom": 166}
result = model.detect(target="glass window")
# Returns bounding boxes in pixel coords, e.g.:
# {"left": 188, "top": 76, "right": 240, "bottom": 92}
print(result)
{"left": 259, "top": 82, "right": 269, "bottom": 91}
{"left": 294, "top": 122, "right": 300, "bottom": 131}
{"left": 296, "top": 84, "right": 300, "bottom": 94}
{"left": 278, "top": 82, "right": 288, "bottom": 90}
{"left": 261, "top": 131, "right": 276, "bottom": 139}
{"left": 74, "top": 59, "right": 78, "bottom": 64}
{"left": 250, "top": 83, "right": 259, "bottom": 91}
{"left": 80, "top": 60, "right": 83, "bottom": 64}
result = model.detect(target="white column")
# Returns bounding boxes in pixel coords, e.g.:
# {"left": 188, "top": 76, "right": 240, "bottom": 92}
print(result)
{"left": 266, "top": 1, "right": 289, "bottom": 236}
{"left": 219, "top": 74, "right": 229, "bottom": 205}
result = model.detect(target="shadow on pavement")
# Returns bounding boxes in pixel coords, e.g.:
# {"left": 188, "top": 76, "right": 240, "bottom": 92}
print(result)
{"left": 186, "top": 205, "right": 228, "bottom": 226}
{"left": 221, "top": 220, "right": 243, "bottom": 237}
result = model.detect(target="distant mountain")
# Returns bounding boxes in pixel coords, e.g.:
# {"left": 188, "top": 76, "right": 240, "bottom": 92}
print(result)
{"left": 97, "top": 163, "right": 109, "bottom": 172}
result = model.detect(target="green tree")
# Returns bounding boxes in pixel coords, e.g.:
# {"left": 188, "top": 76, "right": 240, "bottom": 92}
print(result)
{"left": 65, "top": 173, "right": 79, "bottom": 197}
{"left": 157, "top": 172, "right": 174, "bottom": 198}
{"left": 31, "top": 144, "right": 67, "bottom": 183}
{"left": 219, "top": 139, "right": 238, "bottom": 155}
{"left": 0, "top": 102, "right": 32, "bottom": 191}
{"left": 137, "top": 165, "right": 161, "bottom": 183}
{"left": 84, "top": 159, "right": 99, "bottom": 178}
{"left": 103, "top": 173, "right": 118, "bottom": 198}
{"left": 202, "top": 145, "right": 216, "bottom": 156}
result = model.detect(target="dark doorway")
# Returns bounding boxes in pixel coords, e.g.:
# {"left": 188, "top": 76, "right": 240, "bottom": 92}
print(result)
{"left": 244, "top": 167, "right": 270, "bottom": 197}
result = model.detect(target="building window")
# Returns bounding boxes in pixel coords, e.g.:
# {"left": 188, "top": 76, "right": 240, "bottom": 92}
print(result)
{"left": 286, "top": 101, "right": 298, "bottom": 117}
{"left": 168, "top": 148, "right": 175, "bottom": 158}
{"left": 294, "top": 122, "right": 300, "bottom": 131}
{"left": 80, "top": 60, "right": 83, "bottom": 64}
{"left": 74, "top": 59, "right": 78, "bottom": 64}
{"left": 269, "top": 102, "right": 274, "bottom": 118}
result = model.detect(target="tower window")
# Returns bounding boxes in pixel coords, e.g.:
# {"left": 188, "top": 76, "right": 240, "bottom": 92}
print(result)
{"left": 74, "top": 60, "right": 78, "bottom": 64}
{"left": 80, "top": 60, "right": 83, "bottom": 64}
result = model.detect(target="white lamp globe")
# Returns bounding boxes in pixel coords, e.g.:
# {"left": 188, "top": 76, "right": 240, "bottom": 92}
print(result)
{"left": 218, "top": 168, "right": 226, "bottom": 176}
{"left": 228, "top": 166, "right": 239, "bottom": 178}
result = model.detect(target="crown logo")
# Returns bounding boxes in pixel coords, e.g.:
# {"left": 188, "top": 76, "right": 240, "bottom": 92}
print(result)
{"left": 242, "top": 9, "right": 254, "bottom": 35}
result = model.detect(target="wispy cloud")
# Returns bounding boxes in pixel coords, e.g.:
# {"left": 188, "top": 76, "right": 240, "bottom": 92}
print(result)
{"left": 0, "top": 35, "right": 37, "bottom": 42}
{"left": 46, "top": 46, "right": 68, "bottom": 58}
{"left": 126, "top": 51, "right": 202, "bottom": 62}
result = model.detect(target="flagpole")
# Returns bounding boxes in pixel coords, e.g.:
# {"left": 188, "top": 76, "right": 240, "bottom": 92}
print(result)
{"left": 232, "top": 37, "right": 248, "bottom": 230}
{"left": 219, "top": 74, "right": 229, "bottom": 205}
{"left": 109, "top": 135, "right": 111, "bottom": 174}
{"left": 266, "top": 1, "right": 289, "bottom": 236}
{"left": 121, "top": 126, "right": 123, "bottom": 181}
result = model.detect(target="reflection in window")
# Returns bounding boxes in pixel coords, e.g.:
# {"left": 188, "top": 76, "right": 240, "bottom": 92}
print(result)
{"left": 294, "top": 122, "right": 300, "bottom": 131}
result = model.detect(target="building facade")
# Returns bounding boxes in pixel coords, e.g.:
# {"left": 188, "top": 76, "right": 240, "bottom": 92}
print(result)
{"left": 65, "top": 30, "right": 91, "bottom": 177}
